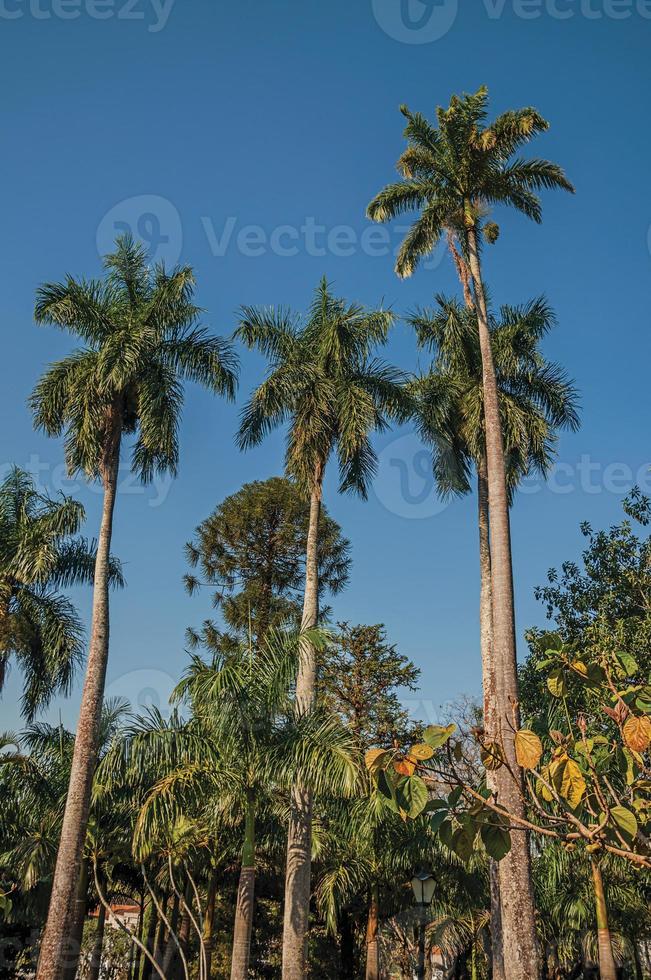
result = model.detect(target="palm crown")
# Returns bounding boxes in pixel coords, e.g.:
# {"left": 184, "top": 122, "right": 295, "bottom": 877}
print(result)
{"left": 236, "top": 278, "right": 407, "bottom": 496}
{"left": 0, "top": 467, "right": 123, "bottom": 718}
{"left": 409, "top": 296, "right": 580, "bottom": 499}
{"left": 367, "top": 86, "right": 574, "bottom": 278}
{"left": 30, "top": 234, "right": 238, "bottom": 482}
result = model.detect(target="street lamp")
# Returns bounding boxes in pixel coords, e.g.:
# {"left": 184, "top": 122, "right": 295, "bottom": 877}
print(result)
{"left": 410, "top": 870, "right": 435, "bottom": 907}
{"left": 410, "top": 871, "right": 434, "bottom": 979}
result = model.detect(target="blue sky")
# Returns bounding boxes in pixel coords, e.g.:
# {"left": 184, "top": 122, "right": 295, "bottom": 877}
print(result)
{"left": 1, "top": 0, "right": 650, "bottom": 731}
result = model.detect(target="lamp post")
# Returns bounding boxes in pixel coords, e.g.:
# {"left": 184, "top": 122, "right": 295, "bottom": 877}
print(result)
{"left": 410, "top": 871, "right": 434, "bottom": 980}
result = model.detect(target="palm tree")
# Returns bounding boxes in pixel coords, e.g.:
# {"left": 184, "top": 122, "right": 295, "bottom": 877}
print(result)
{"left": 236, "top": 277, "right": 407, "bottom": 980}
{"left": 0, "top": 467, "right": 123, "bottom": 720}
{"left": 367, "top": 87, "right": 574, "bottom": 979}
{"left": 409, "top": 294, "right": 579, "bottom": 975}
{"left": 30, "top": 234, "right": 238, "bottom": 980}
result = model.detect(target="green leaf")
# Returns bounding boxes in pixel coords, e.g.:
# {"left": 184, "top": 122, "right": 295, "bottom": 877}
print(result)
{"left": 451, "top": 825, "right": 476, "bottom": 862}
{"left": 610, "top": 805, "right": 638, "bottom": 841}
{"left": 423, "top": 723, "right": 456, "bottom": 749}
{"left": 430, "top": 809, "right": 449, "bottom": 833}
{"left": 396, "top": 775, "right": 429, "bottom": 818}
{"left": 439, "top": 819, "right": 454, "bottom": 849}
{"left": 616, "top": 652, "right": 638, "bottom": 676}
{"left": 480, "top": 823, "right": 512, "bottom": 861}
{"left": 447, "top": 785, "right": 463, "bottom": 807}
{"left": 547, "top": 667, "right": 567, "bottom": 698}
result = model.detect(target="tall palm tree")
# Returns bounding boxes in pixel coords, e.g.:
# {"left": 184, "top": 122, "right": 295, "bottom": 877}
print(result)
{"left": 367, "top": 87, "right": 574, "bottom": 979}
{"left": 30, "top": 234, "right": 238, "bottom": 980}
{"left": 410, "top": 295, "right": 579, "bottom": 976}
{"left": 236, "top": 277, "right": 407, "bottom": 980}
{"left": 0, "top": 467, "right": 123, "bottom": 720}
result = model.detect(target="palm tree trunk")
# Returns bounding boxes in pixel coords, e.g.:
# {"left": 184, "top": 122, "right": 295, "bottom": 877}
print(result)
{"left": 281, "top": 469, "right": 322, "bottom": 980}
{"left": 203, "top": 873, "right": 218, "bottom": 980}
{"left": 162, "top": 893, "right": 181, "bottom": 976}
{"left": 465, "top": 225, "right": 539, "bottom": 980}
{"left": 364, "top": 884, "right": 380, "bottom": 980}
{"left": 141, "top": 900, "right": 158, "bottom": 980}
{"left": 131, "top": 896, "right": 145, "bottom": 980}
{"left": 590, "top": 858, "right": 617, "bottom": 980}
{"left": 87, "top": 904, "right": 106, "bottom": 980}
{"left": 62, "top": 856, "right": 89, "bottom": 980}
{"left": 339, "top": 910, "right": 355, "bottom": 980}
{"left": 231, "top": 793, "right": 256, "bottom": 980}
{"left": 477, "top": 460, "right": 505, "bottom": 980}
{"left": 37, "top": 434, "right": 121, "bottom": 980}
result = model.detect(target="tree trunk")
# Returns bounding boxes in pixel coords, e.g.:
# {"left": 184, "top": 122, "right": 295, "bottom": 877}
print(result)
{"left": 151, "top": 894, "right": 168, "bottom": 979}
{"left": 62, "top": 857, "right": 89, "bottom": 980}
{"left": 339, "top": 910, "right": 355, "bottom": 980}
{"left": 131, "top": 897, "right": 144, "bottom": 980}
{"left": 364, "top": 884, "right": 379, "bottom": 980}
{"left": 477, "top": 461, "right": 505, "bottom": 980}
{"left": 465, "top": 225, "right": 539, "bottom": 980}
{"left": 171, "top": 905, "right": 192, "bottom": 980}
{"left": 203, "top": 873, "right": 218, "bottom": 980}
{"left": 231, "top": 793, "right": 256, "bottom": 980}
{"left": 37, "top": 435, "right": 121, "bottom": 980}
{"left": 281, "top": 471, "right": 322, "bottom": 980}
{"left": 87, "top": 904, "right": 106, "bottom": 980}
{"left": 141, "top": 900, "right": 158, "bottom": 980}
{"left": 161, "top": 893, "right": 181, "bottom": 976}
{"left": 590, "top": 858, "right": 617, "bottom": 980}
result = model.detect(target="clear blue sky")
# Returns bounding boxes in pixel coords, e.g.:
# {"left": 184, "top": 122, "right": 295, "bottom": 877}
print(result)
{"left": 1, "top": 0, "right": 650, "bottom": 731}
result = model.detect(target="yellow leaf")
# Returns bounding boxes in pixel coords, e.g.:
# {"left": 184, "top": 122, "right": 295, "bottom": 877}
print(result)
{"left": 623, "top": 716, "right": 651, "bottom": 753}
{"left": 408, "top": 743, "right": 435, "bottom": 761}
{"left": 394, "top": 758, "right": 416, "bottom": 777}
{"left": 550, "top": 755, "right": 586, "bottom": 809}
{"left": 538, "top": 765, "right": 554, "bottom": 802}
{"left": 365, "top": 749, "right": 388, "bottom": 772}
{"left": 480, "top": 742, "right": 505, "bottom": 771}
{"left": 514, "top": 729, "right": 543, "bottom": 770}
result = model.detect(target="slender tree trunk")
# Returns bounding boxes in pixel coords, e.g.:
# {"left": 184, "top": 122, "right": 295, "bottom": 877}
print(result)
{"left": 87, "top": 904, "right": 106, "bottom": 980}
{"left": 171, "top": 905, "right": 192, "bottom": 980}
{"left": 281, "top": 469, "right": 322, "bottom": 980}
{"left": 339, "top": 910, "right": 355, "bottom": 980}
{"left": 131, "top": 896, "right": 144, "bottom": 980}
{"left": 62, "top": 857, "right": 89, "bottom": 980}
{"left": 466, "top": 225, "right": 539, "bottom": 980}
{"left": 141, "top": 900, "right": 158, "bottom": 980}
{"left": 151, "top": 894, "right": 168, "bottom": 979}
{"left": 231, "top": 793, "right": 256, "bottom": 980}
{"left": 161, "top": 893, "right": 181, "bottom": 976}
{"left": 477, "top": 461, "right": 505, "bottom": 980}
{"left": 37, "top": 434, "right": 121, "bottom": 980}
{"left": 364, "top": 884, "right": 380, "bottom": 980}
{"left": 203, "top": 873, "right": 218, "bottom": 980}
{"left": 590, "top": 858, "right": 617, "bottom": 980}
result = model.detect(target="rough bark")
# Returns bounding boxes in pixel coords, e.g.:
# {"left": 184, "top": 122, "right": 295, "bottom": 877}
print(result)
{"left": 36, "top": 431, "right": 121, "bottom": 980}
{"left": 231, "top": 794, "right": 256, "bottom": 980}
{"left": 364, "top": 884, "right": 379, "bottom": 980}
{"left": 477, "top": 461, "right": 505, "bottom": 980}
{"left": 62, "top": 857, "right": 89, "bottom": 980}
{"left": 87, "top": 904, "right": 106, "bottom": 980}
{"left": 281, "top": 471, "right": 322, "bottom": 980}
{"left": 466, "top": 225, "right": 539, "bottom": 980}
{"left": 591, "top": 858, "right": 617, "bottom": 980}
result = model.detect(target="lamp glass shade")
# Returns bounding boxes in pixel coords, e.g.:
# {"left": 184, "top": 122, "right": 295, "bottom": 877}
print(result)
{"left": 411, "top": 871, "right": 435, "bottom": 906}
